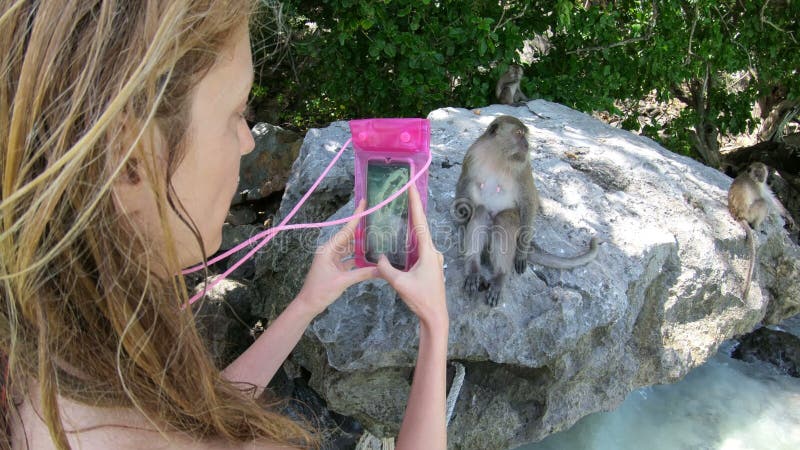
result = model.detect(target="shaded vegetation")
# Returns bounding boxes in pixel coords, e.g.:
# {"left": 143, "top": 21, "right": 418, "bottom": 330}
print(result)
{"left": 251, "top": 0, "right": 799, "bottom": 170}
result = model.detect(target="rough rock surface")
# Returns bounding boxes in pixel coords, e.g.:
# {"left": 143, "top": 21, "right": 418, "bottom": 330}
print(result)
{"left": 247, "top": 101, "right": 800, "bottom": 449}
{"left": 193, "top": 277, "right": 258, "bottom": 368}
{"left": 732, "top": 326, "right": 800, "bottom": 377}
{"left": 233, "top": 122, "right": 302, "bottom": 205}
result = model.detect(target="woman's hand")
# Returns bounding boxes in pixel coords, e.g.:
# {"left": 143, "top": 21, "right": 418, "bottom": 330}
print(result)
{"left": 296, "top": 200, "right": 378, "bottom": 316}
{"left": 376, "top": 185, "right": 448, "bottom": 331}
{"left": 224, "top": 202, "right": 375, "bottom": 394}
{"left": 382, "top": 185, "right": 449, "bottom": 450}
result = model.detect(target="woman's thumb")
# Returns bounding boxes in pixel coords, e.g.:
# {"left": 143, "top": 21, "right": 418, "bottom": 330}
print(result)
{"left": 376, "top": 254, "right": 400, "bottom": 284}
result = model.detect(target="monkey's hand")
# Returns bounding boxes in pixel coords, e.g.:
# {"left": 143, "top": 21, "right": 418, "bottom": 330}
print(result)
{"left": 485, "top": 283, "right": 502, "bottom": 307}
{"left": 514, "top": 253, "right": 527, "bottom": 274}
{"left": 785, "top": 214, "right": 797, "bottom": 230}
{"left": 464, "top": 273, "right": 483, "bottom": 295}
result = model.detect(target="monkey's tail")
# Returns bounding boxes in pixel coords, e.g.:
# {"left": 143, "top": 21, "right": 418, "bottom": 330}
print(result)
{"left": 528, "top": 237, "right": 602, "bottom": 269}
{"left": 451, "top": 197, "right": 474, "bottom": 224}
{"left": 740, "top": 220, "right": 757, "bottom": 301}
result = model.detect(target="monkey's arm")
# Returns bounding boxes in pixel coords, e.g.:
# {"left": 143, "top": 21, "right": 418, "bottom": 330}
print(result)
{"left": 495, "top": 80, "right": 505, "bottom": 99}
{"left": 515, "top": 87, "right": 529, "bottom": 103}
{"left": 515, "top": 177, "right": 539, "bottom": 250}
{"left": 451, "top": 156, "right": 476, "bottom": 225}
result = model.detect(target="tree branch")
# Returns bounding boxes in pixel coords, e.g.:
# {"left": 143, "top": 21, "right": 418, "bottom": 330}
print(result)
{"left": 759, "top": 100, "right": 800, "bottom": 142}
{"left": 685, "top": 6, "right": 698, "bottom": 63}
{"left": 567, "top": 34, "right": 653, "bottom": 55}
{"left": 670, "top": 85, "right": 693, "bottom": 106}
{"left": 492, "top": 1, "right": 528, "bottom": 33}
{"left": 567, "top": 0, "right": 657, "bottom": 55}
{"left": 760, "top": 0, "right": 798, "bottom": 43}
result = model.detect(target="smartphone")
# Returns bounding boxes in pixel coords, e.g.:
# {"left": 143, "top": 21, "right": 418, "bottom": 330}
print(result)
{"left": 364, "top": 160, "right": 411, "bottom": 270}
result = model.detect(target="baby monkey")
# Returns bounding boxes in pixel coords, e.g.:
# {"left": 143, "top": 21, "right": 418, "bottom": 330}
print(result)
{"left": 727, "top": 162, "right": 795, "bottom": 300}
{"left": 453, "top": 116, "right": 599, "bottom": 306}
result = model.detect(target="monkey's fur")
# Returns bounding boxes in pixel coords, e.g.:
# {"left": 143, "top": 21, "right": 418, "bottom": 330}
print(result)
{"left": 727, "top": 162, "right": 795, "bottom": 301}
{"left": 452, "top": 116, "right": 600, "bottom": 306}
{"left": 495, "top": 64, "right": 529, "bottom": 106}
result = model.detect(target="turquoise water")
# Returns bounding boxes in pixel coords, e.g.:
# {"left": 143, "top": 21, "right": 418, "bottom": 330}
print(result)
{"left": 517, "top": 347, "right": 800, "bottom": 450}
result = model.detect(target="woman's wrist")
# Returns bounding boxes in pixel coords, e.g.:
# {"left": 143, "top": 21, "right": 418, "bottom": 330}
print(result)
{"left": 419, "top": 313, "right": 449, "bottom": 343}
{"left": 288, "top": 291, "right": 324, "bottom": 322}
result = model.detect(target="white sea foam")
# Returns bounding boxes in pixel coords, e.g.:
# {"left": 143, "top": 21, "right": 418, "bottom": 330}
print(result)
{"left": 518, "top": 349, "right": 800, "bottom": 450}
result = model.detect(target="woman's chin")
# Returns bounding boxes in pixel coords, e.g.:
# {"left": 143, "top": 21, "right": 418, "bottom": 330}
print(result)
{"left": 203, "top": 233, "right": 224, "bottom": 260}
{"left": 178, "top": 234, "right": 223, "bottom": 270}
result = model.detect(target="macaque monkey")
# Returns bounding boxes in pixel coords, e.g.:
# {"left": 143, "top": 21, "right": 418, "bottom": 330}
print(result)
{"left": 727, "top": 162, "right": 796, "bottom": 300}
{"left": 495, "top": 64, "right": 529, "bottom": 106}
{"left": 452, "top": 116, "right": 600, "bottom": 306}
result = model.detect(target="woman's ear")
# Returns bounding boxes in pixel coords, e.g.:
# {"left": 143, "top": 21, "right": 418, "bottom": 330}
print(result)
{"left": 123, "top": 157, "right": 141, "bottom": 185}
{"left": 112, "top": 153, "right": 149, "bottom": 218}
{"left": 110, "top": 119, "right": 162, "bottom": 216}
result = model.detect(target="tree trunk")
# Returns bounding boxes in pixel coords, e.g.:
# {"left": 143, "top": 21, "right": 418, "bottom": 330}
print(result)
{"left": 671, "top": 65, "right": 722, "bottom": 168}
{"left": 690, "top": 122, "right": 721, "bottom": 168}
{"left": 721, "top": 140, "right": 799, "bottom": 177}
{"left": 758, "top": 99, "right": 800, "bottom": 142}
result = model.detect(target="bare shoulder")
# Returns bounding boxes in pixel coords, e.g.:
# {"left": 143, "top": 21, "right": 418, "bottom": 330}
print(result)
{"left": 10, "top": 388, "right": 295, "bottom": 450}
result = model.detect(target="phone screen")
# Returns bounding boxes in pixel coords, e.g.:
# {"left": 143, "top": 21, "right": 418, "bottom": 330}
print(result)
{"left": 365, "top": 161, "right": 410, "bottom": 269}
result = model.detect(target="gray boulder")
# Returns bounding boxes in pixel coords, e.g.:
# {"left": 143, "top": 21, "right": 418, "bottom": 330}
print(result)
{"left": 233, "top": 122, "right": 302, "bottom": 205}
{"left": 732, "top": 326, "right": 800, "bottom": 377}
{"left": 193, "top": 277, "right": 257, "bottom": 368}
{"left": 249, "top": 101, "right": 800, "bottom": 449}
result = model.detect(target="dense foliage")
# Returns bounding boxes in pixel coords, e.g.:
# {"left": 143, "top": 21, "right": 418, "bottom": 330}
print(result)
{"left": 253, "top": 0, "right": 799, "bottom": 166}
{"left": 252, "top": 0, "right": 533, "bottom": 125}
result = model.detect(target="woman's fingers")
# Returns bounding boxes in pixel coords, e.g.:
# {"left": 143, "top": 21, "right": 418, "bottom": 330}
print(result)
{"left": 376, "top": 254, "right": 401, "bottom": 285}
{"left": 328, "top": 199, "right": 366, "bottom": 254}
{"left": 343, "top": 266, "right": 379, "bottom": 285}
{"left": 407, "top": 185, "right": 431, "bottom": 242}
{"left": 406, "top": 185, "right": 438, "bottom": 262}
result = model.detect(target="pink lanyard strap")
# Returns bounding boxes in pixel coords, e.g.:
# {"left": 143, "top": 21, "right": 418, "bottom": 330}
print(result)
{"left": 182, "top": 137, "right": 432, "bottom": 306}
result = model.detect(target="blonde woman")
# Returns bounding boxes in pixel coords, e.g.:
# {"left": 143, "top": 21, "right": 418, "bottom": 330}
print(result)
{"left": 0, "top": 1, "right": 448, "bottom": 449}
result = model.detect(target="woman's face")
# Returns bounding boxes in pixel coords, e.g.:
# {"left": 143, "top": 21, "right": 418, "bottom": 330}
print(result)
{"left": 168, "top": 26, "right": 255, "bottom": 266}
{"left": 117, "top": 26, "right": 255, "bottom": 270}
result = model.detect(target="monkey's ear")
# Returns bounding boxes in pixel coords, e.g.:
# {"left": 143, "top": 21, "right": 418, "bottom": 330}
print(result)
{"left": 487, "top": 122, "right": 499, "bottom": 136}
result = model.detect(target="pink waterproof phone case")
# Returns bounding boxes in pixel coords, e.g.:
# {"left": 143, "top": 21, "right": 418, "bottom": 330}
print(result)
{"left": 351, "top": 118, "right": 430, "bottom": 271}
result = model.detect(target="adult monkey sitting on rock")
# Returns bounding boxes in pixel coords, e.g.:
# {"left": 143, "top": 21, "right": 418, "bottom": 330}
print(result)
{"left": 495, "top": 64, "right": 529, "bottom": 106}
{"left": 452, "top": 115, "right": 600, "bottom": 306}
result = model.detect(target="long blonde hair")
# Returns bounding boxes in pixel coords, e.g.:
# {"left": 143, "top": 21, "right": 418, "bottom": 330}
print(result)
{"left": 0, "top": 1, "right": 316, "bottom": 448}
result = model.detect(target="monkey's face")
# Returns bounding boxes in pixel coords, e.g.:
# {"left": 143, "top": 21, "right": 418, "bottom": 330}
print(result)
{"left": 748, "top": 163, "right": 768, "bottom": 184}
{"left": 509, "top": 124, "right": 529, "bottom": 155}
{"left": 487, "top": 116, "right": 529, "bottom": 157}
